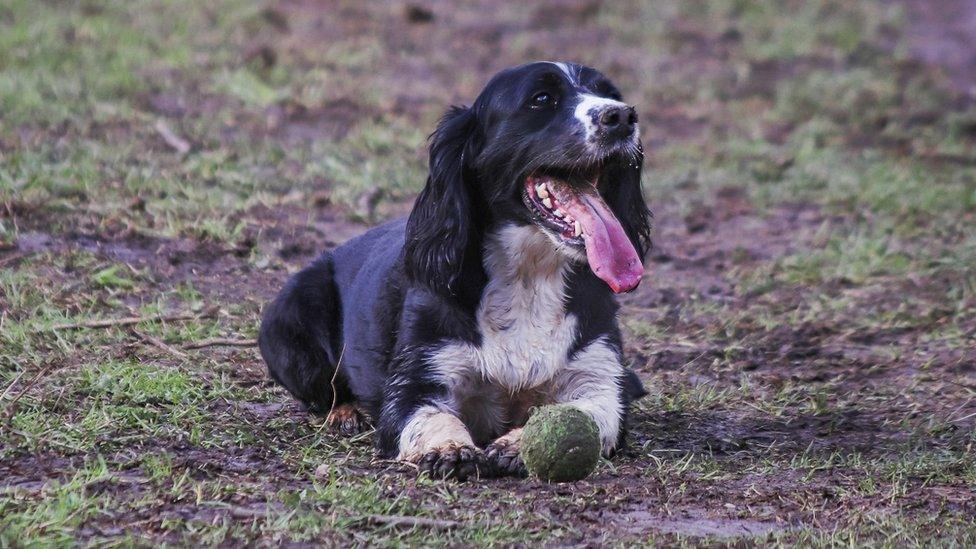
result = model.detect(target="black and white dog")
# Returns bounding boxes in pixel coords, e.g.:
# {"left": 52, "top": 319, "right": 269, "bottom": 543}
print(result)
{"left": 259, "top": 61, "right": 652, "bottom": 480}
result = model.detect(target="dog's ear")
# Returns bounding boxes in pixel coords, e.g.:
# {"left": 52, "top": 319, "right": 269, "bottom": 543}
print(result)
{"left": 603, "top": 145, "right": 652, "bottom": 259}
{"left": 404, "top": 106, "right": 480, "bottom": 297}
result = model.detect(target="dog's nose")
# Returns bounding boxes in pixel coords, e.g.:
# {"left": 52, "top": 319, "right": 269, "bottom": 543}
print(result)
{"left": 597, "top": 105, "right": 637, "bottom": 137}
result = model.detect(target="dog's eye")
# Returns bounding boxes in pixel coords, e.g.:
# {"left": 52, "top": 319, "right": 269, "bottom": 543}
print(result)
{"left": 531, "top": 92, "right": 555, "bottom": 108}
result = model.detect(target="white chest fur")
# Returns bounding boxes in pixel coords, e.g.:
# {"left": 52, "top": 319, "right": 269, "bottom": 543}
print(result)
{"left": 431, "top": 224, "right": 578, "bottom": 396}
{"left": 421, "top": 224, "right": 626, "bottom": 451}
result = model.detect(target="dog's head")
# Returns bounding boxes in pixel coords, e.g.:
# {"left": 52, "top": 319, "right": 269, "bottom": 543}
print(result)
{"left": 405, "top": 61, "right": 652, "bottom": 297}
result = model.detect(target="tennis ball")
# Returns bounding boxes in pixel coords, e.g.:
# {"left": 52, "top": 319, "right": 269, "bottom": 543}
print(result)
{"left": 521, "top": 404, "right": 600, "bottom": 482}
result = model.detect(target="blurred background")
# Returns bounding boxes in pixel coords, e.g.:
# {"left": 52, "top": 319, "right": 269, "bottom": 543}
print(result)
{"left": 1, "top": 1, "right": 975, "bottom": 545}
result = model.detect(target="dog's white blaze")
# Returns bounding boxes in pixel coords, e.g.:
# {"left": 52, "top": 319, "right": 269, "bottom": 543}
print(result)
{"left": 573, "top": 93, "right": 629, "bottom": 143}
{"left": 550, "top": 337, "right": 624, "bottom": 454}
{"left": 397, "top": 403, "right": 475, "bottom": 461}
{"left": 552, "top": 61, "right": 577, "bottom": 82}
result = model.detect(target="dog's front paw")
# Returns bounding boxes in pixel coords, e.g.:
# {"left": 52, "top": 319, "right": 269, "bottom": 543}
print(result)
{"left": 417, "top": 444, "right": 485, "bottom": 481}
{"left": 485, "top": 431, "right": 527, "bottom": 478}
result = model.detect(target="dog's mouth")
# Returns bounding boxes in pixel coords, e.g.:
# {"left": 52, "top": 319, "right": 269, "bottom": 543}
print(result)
{"left": 522, "top": 170, "right": 643, "bottom": 293}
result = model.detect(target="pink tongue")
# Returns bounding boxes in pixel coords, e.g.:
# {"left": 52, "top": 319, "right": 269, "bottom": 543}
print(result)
{"left": 559, "top": 191, "right": 644, "bottom": 293}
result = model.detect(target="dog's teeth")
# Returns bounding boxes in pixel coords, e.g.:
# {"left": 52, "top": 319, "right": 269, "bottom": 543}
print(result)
{"left": 542, "top": 197, "right": 553, "bottom": 209}
{"left": 536, "top": 184, "right": 549, "bottom": 198}
{"left": 553, "top": 208, "right": 565, "bottom": 217}
{"left": 574, "top": 220, "right": 582, "bottom": 237}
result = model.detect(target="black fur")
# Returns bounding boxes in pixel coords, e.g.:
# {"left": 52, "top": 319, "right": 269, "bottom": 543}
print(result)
{"left": 259, "top": 61, "right": 653, "bottom": 472}
{"left": 404, "top": 106, "right": 485, "bottom": 303}
{"left": 258, "top": 254, "right": 348, "bottom": 413}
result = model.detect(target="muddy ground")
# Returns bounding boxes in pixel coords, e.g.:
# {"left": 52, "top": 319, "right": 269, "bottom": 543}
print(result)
{"left": 1, "top": 0, "right": 975, "bottom": 545}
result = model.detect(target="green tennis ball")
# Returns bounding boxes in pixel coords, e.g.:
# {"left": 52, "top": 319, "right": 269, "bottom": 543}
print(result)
{"left": 521, "top": 404, "right": 600, "bottom": 482}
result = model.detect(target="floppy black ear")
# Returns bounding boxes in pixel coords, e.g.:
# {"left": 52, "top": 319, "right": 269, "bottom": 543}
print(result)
{"left": 604, "top": 146, "right": 653, "bottom": 259}
{"left": 404, "top": 106, "right": 480, "bottom": 297}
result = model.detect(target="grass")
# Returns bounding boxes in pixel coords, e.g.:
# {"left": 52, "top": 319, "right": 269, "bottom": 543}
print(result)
{"left": 2, "top": 0, "right": 975, "bottom": 545}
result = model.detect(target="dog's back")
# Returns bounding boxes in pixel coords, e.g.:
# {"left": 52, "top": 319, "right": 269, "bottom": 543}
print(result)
{"left": 258, "top": 218, "right": 407, "bottom": 415}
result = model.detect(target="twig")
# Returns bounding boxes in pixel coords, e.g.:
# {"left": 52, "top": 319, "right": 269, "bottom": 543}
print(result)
{"left": 951, "top": 410, "right": 976, "bottom": 424}
{"left": 0, "top": 251, "right": 33, "bottom": 269}
{"left": 201, "top": 501, "right": 284, "bottom": 519}
{"left": 6, "top": 426, "right": 85, "bottom": 452}
{"left": 134, "top": 330, "right": 189, "bottom": 361}
{"left": 945, "top": 396, "right": 974, "bottom": 423}
{"left": 2, "top": 363, "right": 54, "bottom": 421}
{"left": 228, "top": 506, "right": 271, "bottom": 519}
{"left": 327, "top": 344, "right": 346, "bottom": 418}
{"left": 182, "top": 338, "right": 257, "bottom": 350}
{"left": 0, "top": 370, "right": 26, "bottom": 402}
{"left": 51, "top": 308, "right": 215, "bottom": 331}
{"left": 154, "top": 120, "right": 191, "bottom": 155}
{"left": 362, "top": 515, "right": 461, "bottom": 530}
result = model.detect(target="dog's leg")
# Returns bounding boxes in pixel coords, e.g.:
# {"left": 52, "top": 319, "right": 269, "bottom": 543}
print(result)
{"left": 326, "top": 403, "right": 370, "bottom": 436}
{"left": 258, "top": 253, "right": 350, "bottom": 414}
{"left": 549, "top": 337, "right": 627, "bottom": 456}
{"left": 397, "top": 404, "right": 484, "bottom": 480}
{"left": 485, "top": 427, "right": 526, "bottom": 477}
{"left": 376, "top": 355, "right": 485, "bottom": 480}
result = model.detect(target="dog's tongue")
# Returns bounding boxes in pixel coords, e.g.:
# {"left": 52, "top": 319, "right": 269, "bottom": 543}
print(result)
{"left": 552, "top": 184, "right": 643, "bottom": 293}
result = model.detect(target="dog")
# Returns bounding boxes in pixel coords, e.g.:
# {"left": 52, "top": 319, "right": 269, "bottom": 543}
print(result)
{"left": 259, "top": 61, "right": 652, "bottom": 480}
